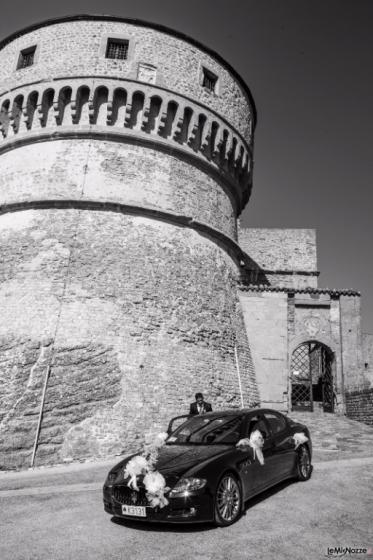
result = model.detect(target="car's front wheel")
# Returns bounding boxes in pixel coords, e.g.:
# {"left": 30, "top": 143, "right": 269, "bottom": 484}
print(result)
{"left": 296, "top": 445, "right": 312, "bottom": 481}
{"left": 214, "top": 473, "right": 242, "bottom": 526}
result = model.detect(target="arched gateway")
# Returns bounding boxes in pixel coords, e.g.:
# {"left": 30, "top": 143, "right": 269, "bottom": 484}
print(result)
{"left": 290, "top": 341, "right": 334, "bottom": 413}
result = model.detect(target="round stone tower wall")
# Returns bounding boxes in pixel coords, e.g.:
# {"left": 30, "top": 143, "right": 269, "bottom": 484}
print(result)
{"left": 0, "top": 16, "right": 258, "bottom": 469}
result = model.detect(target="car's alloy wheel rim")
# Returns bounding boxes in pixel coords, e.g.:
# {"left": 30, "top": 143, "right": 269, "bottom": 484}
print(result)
{"left": 299, "top": 447, "right": 310, "bottom": 477}
{"left": 216, "top": 475, "right": 240, "bottom": 522}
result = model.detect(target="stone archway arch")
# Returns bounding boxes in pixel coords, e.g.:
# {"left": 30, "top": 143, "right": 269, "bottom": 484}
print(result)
{"left": 290, "top": 340, "right": 335, "bottom": 413}
{"left": 288, "top": 334, "right": 337, "bottom": 358}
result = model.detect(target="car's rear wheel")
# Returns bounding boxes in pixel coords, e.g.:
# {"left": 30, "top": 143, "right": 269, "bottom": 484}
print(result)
{"left": 214, "top": 473, "right": 242, "bottom": 526}
{"left": 296, "top": 445, "right": 312, "bottom": 481}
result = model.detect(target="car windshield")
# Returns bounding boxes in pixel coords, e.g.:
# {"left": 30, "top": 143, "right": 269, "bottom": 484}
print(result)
{"left": 167, "top": 415, "right": 243, "bottom": 445}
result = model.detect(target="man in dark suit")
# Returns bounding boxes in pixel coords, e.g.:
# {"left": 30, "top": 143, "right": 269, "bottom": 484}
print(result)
{"left": 189, "top": 392, "right": 212, "bottom": 415}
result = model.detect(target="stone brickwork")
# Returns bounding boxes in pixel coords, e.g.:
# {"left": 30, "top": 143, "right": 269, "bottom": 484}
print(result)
{"left": 238, "top": 225, "right": 367, "bottom": 419}
{"left": 0, "top": 140, "right": 237, "bottom": 240}
{"left": 0, "top": 17, "right": 254, "bottom": 141}
{"left": 340, "top": 296, "right": 363, "bottom": 391}
{"left": 290, "top": 292, "right": 363, "bottom": 413}
{"left": 239, "top": 228, "right": 318, "bottom": 288}
{"left": 344, "top": 327, "right": 372, "bottom": 426}
{"left": 0, "top": 210, "right": 259, "bottom": 469}
{"left": 238, "top": 289, "right": 288, "bottom": 410}
{"left": 362, "top": 333, "right": 373, "bottom": 387}
{"left": 0, "top": 17, "right": 255, "bottom": 211}
{"left": 239, "top": 285, "right": 363, "bottom": 416}
{"left": 0, "top": 16, "right": 258, "bottom": 469}
{"left": 345, "top": 389, "right": 373, "bottom": 426}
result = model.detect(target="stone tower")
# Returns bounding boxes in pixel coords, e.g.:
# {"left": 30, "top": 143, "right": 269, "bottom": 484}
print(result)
{"left": 0, "top": 15, "right": 258, "bottom": 469}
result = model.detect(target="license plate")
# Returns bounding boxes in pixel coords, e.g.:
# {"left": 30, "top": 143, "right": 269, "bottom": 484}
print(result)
{"left": 122, "top": 505, "right": 147, "bottom": 517}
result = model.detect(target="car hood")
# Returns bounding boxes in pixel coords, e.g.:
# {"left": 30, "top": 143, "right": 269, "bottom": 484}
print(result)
{"left": 155, "top": 444, "right": 231, "bottom": 475}
{"left": 112, "top": 444, "right": 231, "bottom": 479}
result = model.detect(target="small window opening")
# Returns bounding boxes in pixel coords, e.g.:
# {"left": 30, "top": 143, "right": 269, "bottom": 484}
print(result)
{"left": 17, "top": 46, "right": 36, "bottom": 70}
{"left": 106, "top": 39, "right": 129, "bottom": 60}
{"left": 202, "top": 68, "right": 218, "bottom": 92}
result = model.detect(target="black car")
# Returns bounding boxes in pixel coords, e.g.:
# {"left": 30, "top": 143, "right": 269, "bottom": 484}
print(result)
{"left": 103, "top": 408, "right": 312, "bottom": 526}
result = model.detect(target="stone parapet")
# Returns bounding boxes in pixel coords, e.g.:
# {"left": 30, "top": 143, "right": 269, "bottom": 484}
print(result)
{"left": 0, "top": 16, "right": 255, "bottom": 140}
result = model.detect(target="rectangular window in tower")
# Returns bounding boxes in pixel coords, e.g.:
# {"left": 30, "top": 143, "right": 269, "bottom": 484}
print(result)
{"left": 202, "top": 68, "right": 218, "bottom": 93}
{"left": 17, "top": 46, "right": 37, "bottom": 69}
{"left": 106, "top": 39, "right": 129, "bottom": 60}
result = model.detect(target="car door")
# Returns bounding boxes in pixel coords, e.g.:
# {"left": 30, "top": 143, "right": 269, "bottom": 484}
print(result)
{"left": 237, "top": 414, "right": 276, "bottom": 497}
{"left": 262, "top": 412, "right": 296, "bottom": 481}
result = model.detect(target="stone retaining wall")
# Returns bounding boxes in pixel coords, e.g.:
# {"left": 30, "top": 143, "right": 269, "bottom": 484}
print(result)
{"left": 345, "top": 388, "right": 373, "bottom": 426}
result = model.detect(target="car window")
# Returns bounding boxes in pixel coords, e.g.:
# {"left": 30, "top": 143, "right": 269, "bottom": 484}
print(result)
{"left": 263, "top": 412, "right": 287, "bottom": 435}
{"left": 246, "top": 415, "right": 270, "bottom": 439}
{"left": 167, "top": 415, "right": 191, "bottom": 434}
{"left": 168, "top": 415, "right": 243, "bottom": 445}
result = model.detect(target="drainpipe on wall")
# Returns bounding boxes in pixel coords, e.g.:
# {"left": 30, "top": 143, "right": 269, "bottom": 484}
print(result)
{"left": 287, "top": 292, "right": 295, "bottom": 413}
{"left": 30, "top": 365, "right": 51, "bottom": 468}
{"left": 338, "top": 299, "right": 346, "bottom": 415}
{"left": 234, "top": 344, "right": 245, "bottom": 408}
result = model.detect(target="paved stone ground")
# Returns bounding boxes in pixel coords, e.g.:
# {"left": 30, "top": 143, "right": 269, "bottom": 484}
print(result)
{"left": 0, "top": 457, "right": 372, "bottom": 560}
{"left": 1, "top": 414, "right": 373, "bottom": 560}
{"left": 289, "top": 412, "right": 373, "bottom": 461}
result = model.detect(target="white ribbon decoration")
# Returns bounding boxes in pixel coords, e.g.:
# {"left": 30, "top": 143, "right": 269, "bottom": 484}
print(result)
{"left": 143, "top": 471, "right": 170, "bottom": 508}
{"left": 293, "top": 432, "right": 309, "bottom": 449}
{"left": 236, "top": 430, "right": 309, "bottom": 465}
{"left": 123, "top": 455, "right": 148, "bottom": 491}
{"left": 236, "top": 429, "right": 265, "bottom": 465}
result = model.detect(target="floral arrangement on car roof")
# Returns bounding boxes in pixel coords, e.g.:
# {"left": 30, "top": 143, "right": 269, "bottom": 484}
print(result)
{"left": 123, "top": 431, "right": 170, "bottom": 509}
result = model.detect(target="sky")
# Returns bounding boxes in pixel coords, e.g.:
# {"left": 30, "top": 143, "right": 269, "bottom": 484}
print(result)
{"left": 1, "top": 0, "right": 372, "bottom": 333}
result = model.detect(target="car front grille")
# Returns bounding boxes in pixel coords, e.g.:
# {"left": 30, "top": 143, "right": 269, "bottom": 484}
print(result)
{"left": 112, "top": 485, "right": 148, "bottom": 506}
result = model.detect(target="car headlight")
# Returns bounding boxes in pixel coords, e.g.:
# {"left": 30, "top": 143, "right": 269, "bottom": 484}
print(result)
{"left": 170, "top": 477, "right": 207, "bottom": 495}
